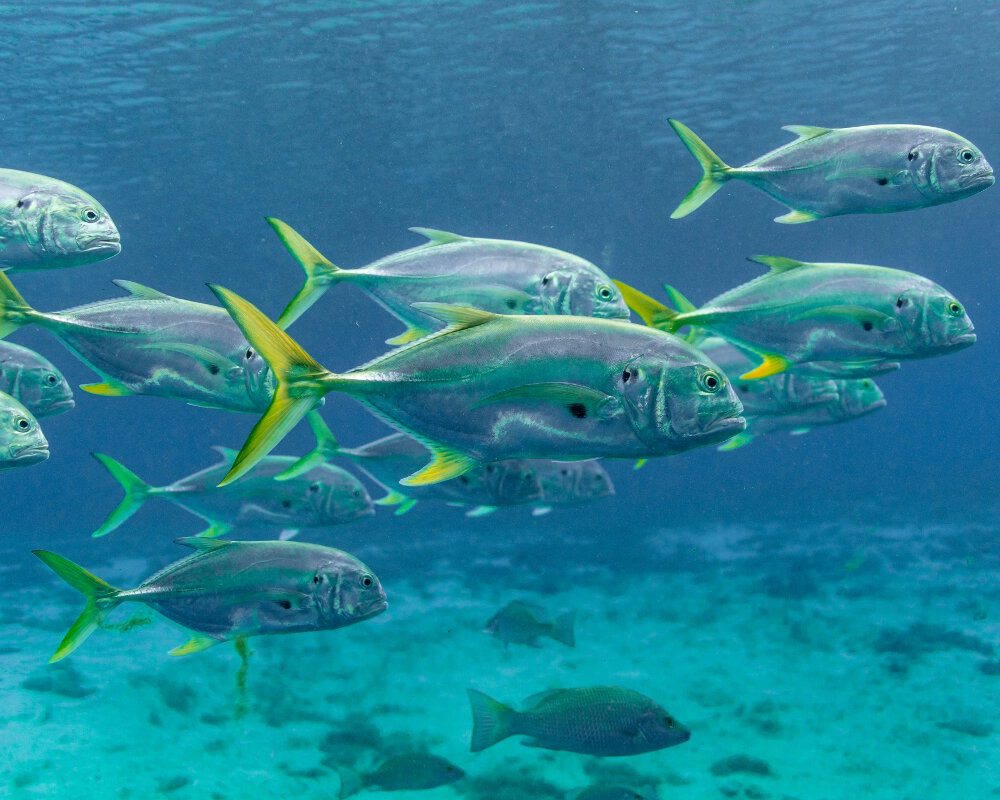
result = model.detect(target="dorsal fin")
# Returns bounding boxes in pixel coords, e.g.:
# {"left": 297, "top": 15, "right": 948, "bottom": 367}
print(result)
{"left": 173, "top": 537, "right": 233, "bottom": 552}
{"left": 781, "top": 125, "right": 832, "bottom": 141}
{"left": 210, "top": 445, "right": 239, "bottom": 463}
{"left": 409, "top": 302, "right": 497, "bottom": 330}
{"left": 409, "top": 227, "right": 470, "bottom": 247}
{"left": 113, "top": 280, "right": 170, "bottom": 299}
{"left": 747, "top": 255, "right": 812, "bottom": 274}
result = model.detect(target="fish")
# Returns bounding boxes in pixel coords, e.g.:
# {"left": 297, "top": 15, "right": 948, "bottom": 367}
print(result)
{"left": 0, "top": 272, "right": 275, "bottom": 412}
{"left": 0, "top": 169, "right": 121, "bottom": 271}
{"left": 467, "top": 686, "right": 690, "bottom": 756}
{"left": 91, "top": 444, "right": 374, "bottom": 539}
{"left": 206, "top": 285, "right": 745, "bottom": 487}
{"left": 0, "top": 340, "right": 74, "bottom": 417}
{"left": 0, "top": 390, "right": 48, "bottom": 469}
{"left": 531, "top": 459, "right": 615, "bottom": 516}
{"left": 336, "top": 754, "right": 464, "bottom": 798}
{"left": 280, "top": 414, "right": 543, "bottom": 517}
{"left": 485, "top": 600, "right": 575, "bottom": 648}
{"left": 33, "top": 538, "right": 387, "bottom": 661}
{"left": 615, "top": 256, "right": 975, "bottom": 380}
{"left": 667, "top": 119, "right": 994, "bottom": 223}
{"left": 571, "top": 787, "right": 656, "bottom": 800}
{"left": 269, "top": 218, "right": 630, "bottom": 340}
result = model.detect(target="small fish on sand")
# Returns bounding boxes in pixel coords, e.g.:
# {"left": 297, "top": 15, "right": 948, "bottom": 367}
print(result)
{"left": 667, "top": 119, "right": 993, "bottom": 223}
{"left": 571, "top": 786, "right": 657, "bottom": 800}
{"left": 33, "top": 538, "right": 387, "bottom": 660}
{"left": 0, "top": 340, "right": 74, "bottom": 417}
{"left": 0, "top": 390, "right": 48, "bottom": 469}
{"left": 467, "top": 686, "right": 690, "bottom": 756}
{"left": 0, "top": 168, "right": 120, "bottom": 271}
{"left": 485, "top": 600, "right": 575, "bottom": 649}
{"left": 336, "top": 753, "right": 464, "bottom": 797}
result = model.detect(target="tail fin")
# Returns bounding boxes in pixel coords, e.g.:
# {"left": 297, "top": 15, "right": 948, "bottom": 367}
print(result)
{"left": 269, "top": 218, "right": 349, "bottom": 329}
{"left": 0, "top": 270, "right": 43, "bottom": 339}
{"left": 274, "top": 410, "right": 340, "bottom": 481}
{"left": 467, "top": 688, "right": 517, "bottom": 752}
{"left": 336, "top": 767, "right": 364, "bottom": 799}
{"left": 91, "top": 453, "right": 154, "bottom": 537}
{"left": 668, "top": 119, "right": 733, "bottom": 219}
{"left": 208, "top": 284, "right": 341, "bottom": 486}
{"left": 550, "top": 611, "right": 576, "bottom": 647}
{"left": 614, "top": 280, "right": 681, "bottom": 333}
{"left": 32, "top": 550, "right": 122, "bottom": 662}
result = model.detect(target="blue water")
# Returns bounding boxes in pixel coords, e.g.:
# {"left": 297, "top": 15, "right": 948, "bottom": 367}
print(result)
{"left": 1, "top": 2, "right": 997, "bottom": 797}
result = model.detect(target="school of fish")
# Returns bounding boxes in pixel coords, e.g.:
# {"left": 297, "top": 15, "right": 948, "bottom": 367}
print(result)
{"left": 6, "top": 120, "right": 991, "bottom": 795}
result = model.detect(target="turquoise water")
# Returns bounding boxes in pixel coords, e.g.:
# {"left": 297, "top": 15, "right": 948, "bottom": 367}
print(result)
{"left": 1, "top": 2, "right": 998, "bottom": 798}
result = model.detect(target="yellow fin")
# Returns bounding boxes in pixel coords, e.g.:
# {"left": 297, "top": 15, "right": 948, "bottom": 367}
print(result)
{"left": 399, "top": 445, "right": 477, "bottom": 487}
{"left": 169, "top": 634, "right": 219, "bottom": 656}
{"left": 718, "top": 431, "right": 754, "bottom": 451}
{"left": 613, "top": 280, "right": 676, "bottom": 330}
{"left": 633, "top": 458, "right": 648, "bottom": 470}
{"left": 774, "top": 209, "right": 820, "bottom": 224}
{"left": 740, "top": 354, "right": 791, "bottom": 380}
{"left": 81, "top": 381, "right": 132, "bottom": 397}
{"left": 385, "top": 325, "right": 432, "bottom": 346}
{"left": 375, "top": 489, "right": 410, "bottom": 507}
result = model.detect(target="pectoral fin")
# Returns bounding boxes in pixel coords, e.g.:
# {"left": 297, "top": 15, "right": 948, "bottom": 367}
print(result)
{"left": 473, "top": 382, "right": 620, "bottom": 420}
{"left": 531, "top": 506, "right": 552, "bottom": 517}
{"left": 794, "top": 305, "right": 898, "bottom": 331}
{"left": 718, "top": 431, "right": 754, "bottom": 451}
{"left": 169, "top": 634, "right": 219, "bottom": 656}
{"left": 466, "top": 505, "right": 497, "bottom": 518}
{"left": 141, "top": 342, "right": 241, "bottom": 375}
{"left": 740, "top": 353, "right": 791, "bottom": 380}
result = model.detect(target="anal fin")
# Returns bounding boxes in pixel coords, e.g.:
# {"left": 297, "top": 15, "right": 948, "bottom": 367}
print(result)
{"left": 169, "top": 634, "right": 219, "bottom": 656}
{"left": 399, "top": 445, "right": 477, "bottom": 487}
{"left": 81, "top": 381, "right": 133, "bottom": 397}
{"left": 740, "top": 353, "right": 791, "bottom": 380}
{"left": 774, "top": 209, "right": 820, "bottom": 224}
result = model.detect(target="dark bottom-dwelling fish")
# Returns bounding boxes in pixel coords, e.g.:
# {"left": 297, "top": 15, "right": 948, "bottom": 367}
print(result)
{"left": 467, "top": 686, "right": 689, "bottom": 756}
{"left": 336, "top": 754, "right": 464, "bottom": 798}
{"left": 0, "top": 340, "right": 74, "bottom": 417}
{"left": 572, "top": 786, "right": 657, "bottom": 800}
{"left": 33, "top": 538, "right": 387, "bottom": 661}
{"left": 486, "top": 600, "right": 575, "bottom": 649}
{"left": 91, "top": 445, "right": 374, "bottom": 539}
{"left": 0, "top": 390, "right": 48, "bottom": 469}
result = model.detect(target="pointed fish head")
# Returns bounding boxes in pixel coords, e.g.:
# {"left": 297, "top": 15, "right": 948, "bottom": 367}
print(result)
{"left": 484, "top": 459, "right": 544, "bottom": 503}
{"left": 895, "top": 285, "right": 976, "bottom": 355}
{"left": 621, "top": 354, "right": 745, "bottom": 452}
{"left": 12, "top": 185, "right": 120, "bottom": 268}
{"left": 908, "top": 133, "right": 994, "bottom": 199}
{"left": 637, "top": 706, "right": 691, "bottom": 749}
{"left": 835, "top": 378, "right": 886, "bottom": 420}
{"left": 13, "top": 365, "right": 75, "bottom": 417}
{"left": 537, "top": 269, "right": 630, "bottom": 319}
{"left": 312, "top": 555, "right": 387, "bottom": 627}
{"left": 239, "top": 342, "right": 277, "bottom": 410}
{"left": 314, "top": 470, "right": 375, "bottom": 523}
{"left": 0, "top": 396, "right": 48, "bottom": 468}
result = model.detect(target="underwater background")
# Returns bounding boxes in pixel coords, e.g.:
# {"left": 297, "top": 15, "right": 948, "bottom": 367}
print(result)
{"left": 1, "top": 1, "right": 997, "bottom": 798}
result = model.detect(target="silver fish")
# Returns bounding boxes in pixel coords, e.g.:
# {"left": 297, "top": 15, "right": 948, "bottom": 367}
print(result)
{"left": 34, "top": 538, "right": 387, "bottom": 660}
{"left": 668, "top": 120, "right": 994, "bottom": 223}
{"left": 0, "top": 168, "right": 120, "bottom": 271}
{"left": 0, "top": 390, "right": 48, "bottom": 469}
{"left": 0, "top": 340, "right": 74, "bottom": 417}
{"left": 531, "top": 459, "right": 615, "bottom": 516}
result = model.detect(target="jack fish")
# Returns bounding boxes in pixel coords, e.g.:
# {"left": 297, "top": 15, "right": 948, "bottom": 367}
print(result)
{"left": 34, "top": 538, "right": 387, "bottom": 661}
{"left": 0, "top": 272, "right": 274, "bottom": 411}
{"left": 531, "top": 459, "right": 614, "bottom": 516}
{"left": 668, "top": 120, "right": 994, "bottom": 223}
{"left": 0, "top": 390, "right": 48, "bottom": 469}
{"left": 269, "top": 218, "right": 629, "bottom": 340}
{"left": 91, "top": 445, "right": 373, "bottom": 539}
{"left": 0, "top": 169, "right": 120, "bottom": 271}
{"left": 616, "top": 256, "right": 975, "bottom": 380}
{"left": 207, "top": 285, "right": 745, "bottom": 487}
{"left": 0, "top": 340, "right": 74, "bottom": 417}
{"left": 467, "top": 686, "right": 690, "bottom": 756}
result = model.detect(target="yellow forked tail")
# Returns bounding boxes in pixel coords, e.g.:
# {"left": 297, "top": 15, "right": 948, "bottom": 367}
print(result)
{"left": 668, "top": 118, "right": 734, "bottom": 219}
{"left": 614, "top": 280, "right": 683, "bottom": 333}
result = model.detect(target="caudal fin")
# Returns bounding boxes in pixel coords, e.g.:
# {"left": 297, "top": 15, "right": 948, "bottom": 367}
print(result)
{"left": 550, "top": 611, "right": 576, "bottom": 647}
{"left": 91, "top": 453, "right": 154, "bottom": 537}
{"left": 32, "top": 550, "right": 122, "bottom": 662}
{"left": 274, "top": 410, "right": 341, "bottom": 481}
{"left": 614, "top": 280, "right": 682, "bottom": 333}
{"left": 467, "top": 688, "right": 517, "bottom": 751}
{"left": 269, "top": 218, "right": 349, "bottom": 329}
{"left": 208, "top": 284, "right": 341, "bottom": 486}
{"left": 668, "top": 119, "right": 733, "bottom": 219}
{"left": 0, "top": 271, "right": 43, "bottom": 339}
{"left": 336, "top": 767, "right": 364, "bottom": 799}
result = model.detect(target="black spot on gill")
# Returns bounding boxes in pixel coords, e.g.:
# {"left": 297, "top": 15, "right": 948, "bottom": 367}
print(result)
{"left": 506, "top": 299, "right": 517, "bottom": 309}
{"left": 277, "top": 599, "right": 292, "bottom": 610}
{"left": 876, "top": 177, "right": 888, "bottom": 186}
{"left": 208, "top": 364, "right": 220, "bottom": 375}
{"left": 862, "top": 321, "right": 873, "bottom": 331}
{"left": 568, "top": 403, "right": 587, "bottom": 419}
{"left": 281, "top": 500, "right": 292, "bottom": 508}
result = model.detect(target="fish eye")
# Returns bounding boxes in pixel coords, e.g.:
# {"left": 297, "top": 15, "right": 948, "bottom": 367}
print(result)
{"left": 245, "top": 348, "right": 254, "bottom": 360}
{"left": 82, "top": 208, "right": 100, "bottom": 222}
{"left": 541, "top": 275, "right": 550, "bottom": 285}
{"left": 907, "top": 149, "right": 919, "bottom": 162}
{"left": 700, "top": 371, "right": 722, "bottom": 393}
{"left": 896, "top": 296, "right": 908, "bottom": 309}
{"left": 664, "top": 715, "right": 676, "bottom": 728}
{"left": 359, "top": 573, "right": 374, "bottom": 589}
{"left": 352, "top": 488, "right": 361, "bottom": 498}
{"left": 308, "top": 482, "right": 321, "bottom": 493}
{"left": 622, "top": 368, "right": 631, "bottom": 383}
{"left": 948, "top": 301, "right": 963, "bottom": 316}
{"left": 45, "top": 373, "right": 57, "bottom": 385}
{"left": 596, "top": 284, "right": 614, "bottom": 301}
{"left": 14, "top": 416, "right": 31, "bottom": 432}
{"left": 958, "top": 148, "right": 976, "bottom": 163}
{"left": 313, "top": 573, "right": 323, "bottom": 585}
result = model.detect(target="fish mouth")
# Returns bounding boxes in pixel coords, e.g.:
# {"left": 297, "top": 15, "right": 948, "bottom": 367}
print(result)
{"left": 360, "top": 598, "right": 388, "bottom": 620}
{"left": 79, "top": 235, "right": 122, "bottom": 253}
{"left": 45, "top": 399, "right": 75, "bottom": 414}
{"left": 948, "top": 331, "right": 977, "bottom": 348}
{"left": 11, "top": 444, "right": 49, "bottom": 465}
{"left": 960, "top": 169, "right": 994, "bottom": 190}
{"left": 859, "top": 397, "right": 888, "bottom": 416}
{"left": 704, "top": 415, "right": 747, "bottom": 435}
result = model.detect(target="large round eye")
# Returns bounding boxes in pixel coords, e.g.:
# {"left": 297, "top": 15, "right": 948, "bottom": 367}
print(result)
{"left": 700, "top": 371, "right": 722, "bottom": 393}
{"left": 622, "top": 368, "right": 631, "bottom": 383}
{"left": 313, "top": 573, "right": 322, "bottom": 585}
{"left": 45, "top": 373, "right": 58, "bottom": 386}
{"left": 14, "top": 416, "right": 31, "bottom": 432}
{"left": 359, "top": 573, "right": 374, "bottom": 589}
{"left": 352, "top": 488, "right": 361, "bottom": 498}
{"left": 245, "top": 348, "right": 254, "bottom": 360}
{"left": 664, "top": 715, "right": 676, "bottom": 728}
{"left": 948, "top": 301, "right": 963, "bottom": 316}
{"left": 82, "top": 208, "right": 100, "bottom": 222}
{"left": 596, "top": 284, "right": 614, "bottom": 301}
{"left": 896, "top": 296, "right": 908, "bottom": 309}
{"left": 958, "top": 148, "right": 977, "bottom": 163}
